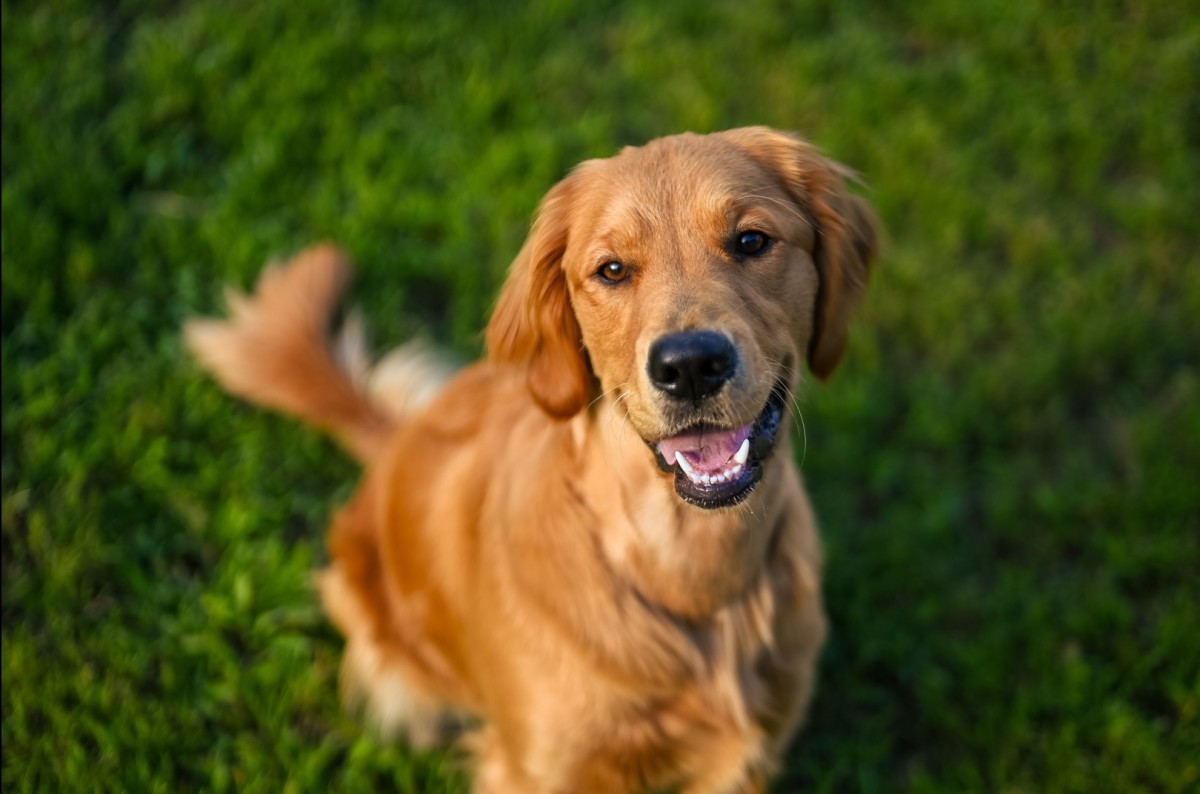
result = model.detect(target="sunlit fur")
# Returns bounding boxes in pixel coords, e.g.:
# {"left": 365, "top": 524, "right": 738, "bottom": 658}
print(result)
{"left": 186, "top": 127, "right": 878, "bottom": 793}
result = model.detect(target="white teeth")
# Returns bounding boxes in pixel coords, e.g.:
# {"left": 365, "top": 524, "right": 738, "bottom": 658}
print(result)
{"left": 675, "top": 453, "right": 746, "bottom": 488}
{"left": 734, "top": 438, "right": 750, "bottom": 465}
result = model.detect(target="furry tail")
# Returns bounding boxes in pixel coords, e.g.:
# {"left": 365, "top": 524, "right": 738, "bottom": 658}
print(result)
{"left": 185, "top": 244, "right": 406, "bottom": 463}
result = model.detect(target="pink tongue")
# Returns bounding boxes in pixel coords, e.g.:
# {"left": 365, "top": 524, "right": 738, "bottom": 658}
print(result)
{"left": 657, "top": 424, "right": 752, "bottom": 473}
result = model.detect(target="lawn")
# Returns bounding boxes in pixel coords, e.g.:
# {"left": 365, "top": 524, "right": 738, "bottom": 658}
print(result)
{"left": 3, "top": 1, "right": 1198, "bottom": 791}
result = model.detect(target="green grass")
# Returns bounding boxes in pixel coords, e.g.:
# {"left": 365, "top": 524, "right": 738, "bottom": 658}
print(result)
{"left": 3, "top": 1, "right": 1198, "bottom": 791}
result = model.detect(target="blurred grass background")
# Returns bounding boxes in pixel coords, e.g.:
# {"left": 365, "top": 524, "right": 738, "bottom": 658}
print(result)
{"left": 3, "top": 1, "right": 1198, "bottom": 791}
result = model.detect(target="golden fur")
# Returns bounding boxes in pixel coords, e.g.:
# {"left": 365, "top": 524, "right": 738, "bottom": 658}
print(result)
{"left": 186, "top": 127, "right": 878, "bottom": 793}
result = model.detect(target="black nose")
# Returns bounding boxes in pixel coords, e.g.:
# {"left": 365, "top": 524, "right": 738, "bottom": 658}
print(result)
{"left": 647, "top": 331, "right": 738, "bottom": 402}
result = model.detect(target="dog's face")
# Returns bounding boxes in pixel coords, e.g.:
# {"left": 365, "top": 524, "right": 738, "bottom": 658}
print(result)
{"left": 488, "top": 127, "right": 877, "bottom": 508}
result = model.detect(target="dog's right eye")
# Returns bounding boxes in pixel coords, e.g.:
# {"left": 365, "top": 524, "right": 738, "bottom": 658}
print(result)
{"left": 734, "top": 230, "right": 771, "bottom": 256}
{"left": 597, "top": 261, "right": 630, "bottom": 284}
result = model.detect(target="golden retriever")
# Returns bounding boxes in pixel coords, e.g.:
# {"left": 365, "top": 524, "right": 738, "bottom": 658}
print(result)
{"left": 186, "top": 126, "right": 878, "bottom": 793}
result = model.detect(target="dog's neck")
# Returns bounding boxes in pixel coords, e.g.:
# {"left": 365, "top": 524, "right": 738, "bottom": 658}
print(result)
{"left": 577, "top": 402, "right": 790, "bottom": 621}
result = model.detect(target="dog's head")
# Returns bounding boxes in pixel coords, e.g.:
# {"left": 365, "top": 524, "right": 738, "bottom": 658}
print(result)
{"left": 488, "top": 127, "right": 878, "bottom": 509}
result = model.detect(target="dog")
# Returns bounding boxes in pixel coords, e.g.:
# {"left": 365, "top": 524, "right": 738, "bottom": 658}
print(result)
{"left": 186, "top": 126, "right": 878, "bottom": 793}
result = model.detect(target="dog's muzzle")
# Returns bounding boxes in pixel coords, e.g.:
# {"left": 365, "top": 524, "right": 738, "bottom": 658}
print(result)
{"left": 643, "top": 331, "right": 786, "bottom": 509}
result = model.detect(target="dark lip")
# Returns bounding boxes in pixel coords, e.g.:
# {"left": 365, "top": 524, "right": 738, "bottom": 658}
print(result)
{"left": 646, "top": 382, "right": 788, "bottom": 510}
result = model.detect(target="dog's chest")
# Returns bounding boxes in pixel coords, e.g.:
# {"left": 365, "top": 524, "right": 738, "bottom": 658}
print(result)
{"left": 569, "top": 599, "right": 779, "bottom": 791}
{"left": 572, "top": 660, "right": 773, "bottom": 793}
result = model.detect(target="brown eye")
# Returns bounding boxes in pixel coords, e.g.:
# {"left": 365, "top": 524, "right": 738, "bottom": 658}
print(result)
{"left": 597, "top": 261, "right": 630, "bottom": 284}
{"left": 734, "top": 230, "right": 770, "bottom": 255}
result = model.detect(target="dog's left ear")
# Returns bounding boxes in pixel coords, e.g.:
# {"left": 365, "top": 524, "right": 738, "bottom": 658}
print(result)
{"left": 487, "top": 173, "right": 592, "bottom": 418}
{"left": 724, "top": 127, "right": 880, "bottom": 380}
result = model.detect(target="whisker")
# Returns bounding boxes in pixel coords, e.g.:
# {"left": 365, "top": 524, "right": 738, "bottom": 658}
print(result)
{"left": 757, "top": 356, "right": 809, "bottom": 468}
{"left": 792, "top": 393, "right": 808, "bottom": 469}
{"left": 587, "top": 383, "right": 624, "bottom": 412}
{"left": 601, "top": 389, "right": 635, "bottom": 465}
{"left": 782, "top": 382, "right": 809, "bottom": 469}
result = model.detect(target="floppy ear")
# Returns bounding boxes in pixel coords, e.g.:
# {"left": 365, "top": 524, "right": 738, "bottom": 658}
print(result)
{"left": 724, "top": 127, "right": 880, "bottom": 379}
{"left": 486, "top": 175, "right": 592, "bottom": 418}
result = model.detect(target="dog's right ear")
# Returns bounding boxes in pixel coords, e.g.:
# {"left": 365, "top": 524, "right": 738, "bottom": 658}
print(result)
{"left": 486, "top": 174, "right": 592, "bottom": 419}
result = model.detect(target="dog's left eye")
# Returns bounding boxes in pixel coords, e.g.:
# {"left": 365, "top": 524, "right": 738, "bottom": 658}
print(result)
{"left": 734, "top": 231, "right": 771, "bottom": 256}
{"left": 597, "top": 261, "right": 630, "bottom": 284}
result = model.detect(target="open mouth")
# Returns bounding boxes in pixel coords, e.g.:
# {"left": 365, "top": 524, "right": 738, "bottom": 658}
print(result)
{"left": 650, "top": 383, "right": 787, "bottom": 509}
